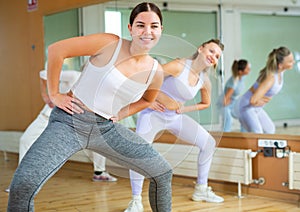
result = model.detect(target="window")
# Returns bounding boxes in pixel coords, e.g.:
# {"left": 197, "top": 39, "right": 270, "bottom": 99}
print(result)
{"left": 105, "top": 11, "right": 122, "bottom": 36}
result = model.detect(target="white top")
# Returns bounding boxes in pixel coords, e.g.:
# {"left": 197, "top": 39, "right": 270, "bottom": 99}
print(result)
{"left": 71, "top": 38, "right": 158, "bottom": 119}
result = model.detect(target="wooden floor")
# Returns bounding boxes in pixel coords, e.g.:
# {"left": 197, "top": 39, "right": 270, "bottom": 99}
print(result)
{"left": 1, "top": 152, "right": 299, "bottom": 212}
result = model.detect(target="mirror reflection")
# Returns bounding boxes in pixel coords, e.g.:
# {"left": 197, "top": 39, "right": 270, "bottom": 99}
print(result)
{"left": 44, "top": 0, "right": 300, "bottom": 136}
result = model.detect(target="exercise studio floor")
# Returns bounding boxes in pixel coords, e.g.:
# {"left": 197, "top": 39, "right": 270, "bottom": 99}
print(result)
{"left": 1, "top": 152, "right": 299, "bottom": 212}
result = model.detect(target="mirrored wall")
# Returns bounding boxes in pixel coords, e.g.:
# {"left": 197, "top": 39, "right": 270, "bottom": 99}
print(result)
{"left": 43, "top": 0, "right": 300, "bottom": 136}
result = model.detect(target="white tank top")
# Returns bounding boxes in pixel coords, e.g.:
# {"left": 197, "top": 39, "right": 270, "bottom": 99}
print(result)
{"left": 71, "top": 38, "right": 158, "bottom": 119}
{"left": 160, "top": 59, "right": 205, "bottom": 102}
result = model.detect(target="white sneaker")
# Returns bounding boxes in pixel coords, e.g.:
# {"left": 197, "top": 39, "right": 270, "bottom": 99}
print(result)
{"left": 93, "top": 171, "right": 117, "bottom": 182}
{"left": 124, "top": 195, "right": 144, "bottom": 212}
{"left": 4, "top": 187, "right": 10, "bottom": 193}
{"left": 192, "top": 184, "right": 224, "bottom": 203}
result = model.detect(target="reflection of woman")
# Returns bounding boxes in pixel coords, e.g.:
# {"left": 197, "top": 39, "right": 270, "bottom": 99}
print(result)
{"left": 8, "top": 2, "right": 173, "bottom": 212}
{"left": 125, "top": 39, "right": 224, "bottom": 212}
{"left": 234, "top": 47, "right": 294, "bottom": 133}
{"left": 218, "top": 59, "right": 250, "bottom": 132}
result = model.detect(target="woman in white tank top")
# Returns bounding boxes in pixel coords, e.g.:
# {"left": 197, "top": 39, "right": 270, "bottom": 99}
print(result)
{"left": 234, "top": 47, "right": 295, "bottom": 133}
{"left": 7, "top": 3, "right": 173, "bottom": 212}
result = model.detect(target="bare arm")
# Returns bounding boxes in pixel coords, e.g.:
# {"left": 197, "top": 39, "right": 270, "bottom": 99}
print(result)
{"left": 39, "top": 78, "right": 55, "bottom": 108}
{"left": 138, "top": 58, "right": 184, "bottom": 112}
{"left": 47, "top": 33, "right": 119, "bottom": 114}
{"left": 115, "top": 64, "right": 164, "bottom": 121}
{"left": 223, "top": 88, "right": 234, "bottom": 106}
{"left": 162, "top": 58, "right": 184, "bottom": 77}
{"left": 177, "top": 73, "right": 211, "bottom": 113}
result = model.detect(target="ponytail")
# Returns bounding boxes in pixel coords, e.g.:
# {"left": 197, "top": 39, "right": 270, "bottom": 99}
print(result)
{"left": 231, "top": 59, "right": 248, "bottom": 78}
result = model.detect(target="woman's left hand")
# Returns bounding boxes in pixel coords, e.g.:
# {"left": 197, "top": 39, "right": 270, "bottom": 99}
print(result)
{"left": 176, "top": 105, "right": 184, "bottom": 114}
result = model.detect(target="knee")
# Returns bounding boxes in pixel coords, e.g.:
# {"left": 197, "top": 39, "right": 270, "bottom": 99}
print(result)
{"left": 164, "top": 168, "right": 173, "bottom": 179}
{"left": 160, "top": 161, "right": 173, "bottom": 177}
{"left": 10, "top": 175, "right": 29, "bottom": 194}
{"left": 154, "top": 168, "right": 173, "bottom": 183}
{"left": 207, "top": 135, "right": 216, "bottom": 148}
{"left": 10, "top": 169, "right": 37, "bottom": 194}
{"left": 201, "top": 136, "right": 217, "bottom": 156}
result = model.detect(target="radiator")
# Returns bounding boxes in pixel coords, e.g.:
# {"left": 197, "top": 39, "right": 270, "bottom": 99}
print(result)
{"left": 289, "top": 152, "right": 300, "bottom": 190}
{"left": 153, "top": 144, "right": 253, "bottom": 197}
{"left": 209, "top": 147, "right": 253, "bottom": 185}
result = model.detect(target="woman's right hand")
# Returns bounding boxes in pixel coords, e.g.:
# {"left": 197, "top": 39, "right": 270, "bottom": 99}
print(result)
{"left": 50, "top": 93, "right": 84, "bottom": 114}
{"left": 252, "top": 96, "right": 271, "bottom": 107}
{"left": 149, "top": 101, "right": 166, "bottom": 112}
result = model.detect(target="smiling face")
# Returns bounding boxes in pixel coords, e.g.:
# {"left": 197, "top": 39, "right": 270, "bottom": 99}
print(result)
{"left": 128, "top": 11, "right": 163, "bottom": 52}
{"left": 279, "top": 53, "right": 295, "bottom": 71}
{"left": 198, "top": 42, "right": 223, "bottom": 68}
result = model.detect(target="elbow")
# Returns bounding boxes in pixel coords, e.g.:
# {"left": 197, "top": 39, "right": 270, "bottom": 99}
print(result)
{"left": 47, "top": 43, "right": 64, "bottom": 61}
{"left": 199, "top": 102, "right": 210, "bottom": 110}
{"left": 47, "top": 44, "right": 57, "bottom": 61}
{"left": 203, "top": 105, "right": 210, "bottom": 110}
{"left": 47, "top": 44, "right": 56, "bottom": 55}
{"left": 141, "top": 97, "right": 153, "bottom": 108}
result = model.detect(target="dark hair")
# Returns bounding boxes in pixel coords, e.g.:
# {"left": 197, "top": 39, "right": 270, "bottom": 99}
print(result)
{"left": 231, "top": 59, "right": 248, "bottom": 78}
{"left": 129, "top": 2, "right": 163, "bottom": 25}
{"left": 257, "top": 46, "right": 291, "bottom": 82}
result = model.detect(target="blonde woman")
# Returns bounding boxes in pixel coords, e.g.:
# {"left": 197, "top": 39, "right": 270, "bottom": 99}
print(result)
{"left": 125, "top": 39, "right": 225, "bottom": 212}
{"left": 235, "top": 47, "right": 294, "bottom": 133}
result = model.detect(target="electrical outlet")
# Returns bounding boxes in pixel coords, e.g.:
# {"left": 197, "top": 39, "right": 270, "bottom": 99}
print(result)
{"left": 275, "top": 148, "right": 284, "bottom": 158}
{"left": 263, "top": 147, "right": 273, "bottom": 157}
{"left": 258, "top": 139, "right": 287, "bottom": 148}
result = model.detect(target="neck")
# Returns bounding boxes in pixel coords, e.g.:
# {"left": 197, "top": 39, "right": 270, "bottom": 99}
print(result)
{"left": 129, "top": 41, "right": 148, "bottom": 59}
{"left": 191, "top": 58, "right": 206, "bottom": 74}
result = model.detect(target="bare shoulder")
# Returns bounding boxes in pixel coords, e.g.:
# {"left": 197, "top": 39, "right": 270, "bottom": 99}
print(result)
{"left": 162, "top": 58, "right": 185, "bottom": 77}
{"left": 262, "top": 73, "right": 275, "bottom": 85}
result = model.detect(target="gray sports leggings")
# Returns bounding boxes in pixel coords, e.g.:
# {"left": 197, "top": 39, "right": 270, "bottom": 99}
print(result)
{"left": 7, "top": 107, "right": 172, "bottom": 212}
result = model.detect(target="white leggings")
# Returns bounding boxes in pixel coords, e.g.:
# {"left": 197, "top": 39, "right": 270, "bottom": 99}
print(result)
{"left": 130, "top": 108, "right": 216, "bottom": 195}
{"left": 237, "top": 91, "right": 275, "bottom": 134}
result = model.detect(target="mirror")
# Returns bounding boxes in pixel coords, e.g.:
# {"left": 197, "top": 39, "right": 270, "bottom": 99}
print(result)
{"left": 43, "top": 0, "right": 300, "bottom": 137}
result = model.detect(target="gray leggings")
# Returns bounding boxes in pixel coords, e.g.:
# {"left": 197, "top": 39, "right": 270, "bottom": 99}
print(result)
{"left": 7, "top": 107, "right": 172, "bottom": 212}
